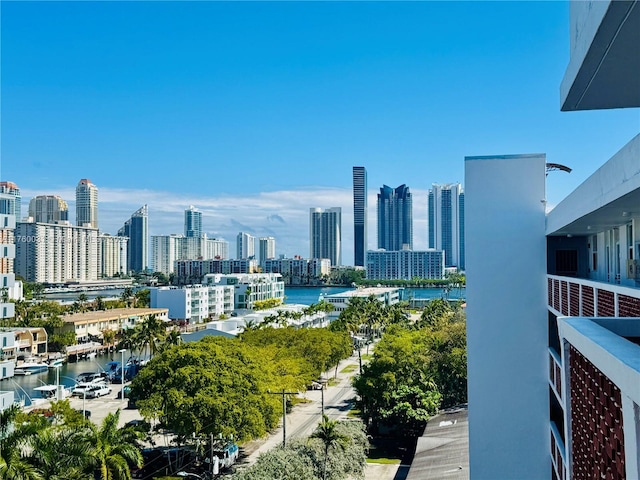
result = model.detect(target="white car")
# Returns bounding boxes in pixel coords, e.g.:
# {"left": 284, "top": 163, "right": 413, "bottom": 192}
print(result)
{"left": 85, "top": 384, "right": 112, "bottom": 399}
{"left": 72, "top": 382, "right": 109, "bottom": 398}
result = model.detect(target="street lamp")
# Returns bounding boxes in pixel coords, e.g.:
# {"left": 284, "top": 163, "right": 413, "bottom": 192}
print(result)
{"left": 119, "top": 348, "right": 127, "bottom": 405}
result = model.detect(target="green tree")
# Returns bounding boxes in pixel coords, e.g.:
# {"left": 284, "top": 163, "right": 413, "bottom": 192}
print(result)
{"left": 131, "top": 337, "right": 282, "bottom": 442}
{"left": 88, "top": 410, "right": 143, "bottom": 480}
{"left": 0, "top": 404, "right": 44, "bottom": 480}
{"left": 310, "top": 415, "right": 350, "bottom": 480}
{"left": 136, "top": 314, "right": 166, "bottom": 359}
{"left": 27, "top": 426, "right": 94, "bottom": 480}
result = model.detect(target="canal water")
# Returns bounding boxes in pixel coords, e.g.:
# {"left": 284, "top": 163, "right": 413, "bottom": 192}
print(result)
{"left": 2, "top": 354, "right": 121, "bottom": 406}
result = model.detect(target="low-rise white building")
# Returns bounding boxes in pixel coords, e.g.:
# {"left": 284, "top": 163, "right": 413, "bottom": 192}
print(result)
{"left": 203, "top": 273, "right": 285, "bottom": 310}
{"left": 320, "top": 287, "right": 403, "bottom": 320}
{"left": 366, "top": 249, "right": 445, "bottom": 280}
{"left": 181, "top": 303, "right": 330, "bottom": 342}
{"left": 150, "top": 285, "right": 234, "bottom": 323}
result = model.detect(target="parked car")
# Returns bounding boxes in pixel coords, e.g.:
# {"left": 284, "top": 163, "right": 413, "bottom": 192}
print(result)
{"left": 72, "top": 382, "right": 105, "bottom": 397}
{"left": 85, "top": 384, "right": 111, "bottom": 398}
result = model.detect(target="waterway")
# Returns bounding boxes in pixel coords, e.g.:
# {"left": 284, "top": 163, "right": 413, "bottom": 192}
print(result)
{"left": 1, "top": 354, "right": 123, "bottom": 406}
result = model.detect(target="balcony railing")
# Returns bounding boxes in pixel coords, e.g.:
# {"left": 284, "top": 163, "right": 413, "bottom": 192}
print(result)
{"left": 550, "top": 421, "right": 567, "bottom": 480}
{"left": 549, "top": 348, "right": 562, "bottom": 403}
{"left": 547, "top": 275, "right": 640, "bottom": 317}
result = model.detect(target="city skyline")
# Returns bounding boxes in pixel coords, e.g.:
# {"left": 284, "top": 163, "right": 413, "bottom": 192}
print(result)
{"left": 2, "top": 2, "right": 639, "bottom": 264}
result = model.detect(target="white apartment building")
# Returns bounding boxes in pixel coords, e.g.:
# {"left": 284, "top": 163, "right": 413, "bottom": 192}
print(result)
{"left": 366, "top": 249, "right": 445, "bottom": 280}
{"left": 236, "top": 232, "right": 256, "bottom": 260}
{"left": 150, "top": 285, "right": 234, "bottom": 322}
{"left": 258, "top": 237, "right": 276, "bottom": 267}
{"left": 15, "top": 221, "right": 99, "bottom": 283}
{"left": 151, "top": 235, "right": 230, "bottom": 276}
{"left": 428, "top": 183, "right": 465, "bottom": 270}
{"left": 28, "top": 195, "right": 69, "bottom": 224}
{"left": 203, "top": 273, "right": 285, "bottom": 310}
{"left": 310, "top": 207, "right": 341, "bottom": 267}
{"left": 264, "top": 257, "right": 331, "bottom": 285}
{"left": 321, "top": 287, "right": 403, "bottom": 320}
{"left": 99, "top": 234, "right": 128, "bottom": 278}
{"left": 75, "top": 178, "right": 98, "bottom": 229}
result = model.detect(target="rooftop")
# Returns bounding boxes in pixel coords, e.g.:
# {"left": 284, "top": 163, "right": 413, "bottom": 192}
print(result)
{"left": 62, "top": 307, "right": 168, "bottom": 324}
{"left": 406, "top": 405, "right": 469, "bottom": 480}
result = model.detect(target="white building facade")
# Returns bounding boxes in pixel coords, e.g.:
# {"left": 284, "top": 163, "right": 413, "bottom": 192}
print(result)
{"left": 236, "top": 232, "right": 256, "bottom": 260}
{"left": 258, "top": 237, "right": 276, "bottom": 268}
{"left": 203, "top": 273, "right": 285, "bottom": 310}
{"left": 466, "top": 2, "right": 640, "bottom": 478}
{"left": 75, "top": 178, "right": 98, "bottom": 229}
{"left": 428, "top": 183, "right": 465, "bottom": 270}
{"left": 310, "top": 207, "right": 341, "bottom": 267}
{"left": 366, "top": 249, "right": 445, "bottom": 280}
{"left": 150, "top": 285, "right": 232, "bottom": 323}
{"left": 321, "top": 287, "right": 403, "bottom": 320}
{"left": 15, "top": 221, "right": 99, "bottom": 283}
{"left": 99, "top": 234, "right": 128, "bottom": 278}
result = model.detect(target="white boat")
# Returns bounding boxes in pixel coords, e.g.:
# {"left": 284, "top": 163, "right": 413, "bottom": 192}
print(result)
{"left": 48, "top": 358, "right": 65, "bottom": 368}
{"left": 15, "top": 362, "right": 49, "bottom": 375}
{"left": 33, "top": 385, "right": 72, "bottom": 400}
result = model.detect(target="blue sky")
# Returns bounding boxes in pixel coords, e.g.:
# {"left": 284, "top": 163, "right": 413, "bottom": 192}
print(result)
{"left": 2, "top": 1, "right": 639, "bottom": 265}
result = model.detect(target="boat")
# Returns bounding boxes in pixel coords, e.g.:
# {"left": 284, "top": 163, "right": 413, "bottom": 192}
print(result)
{"left": 15, "top": 362, "right": 49, "bottom": 375}
{"left": 48, "top": 358, "right": 66, "bottom": 368}
{"left": 33, "top": 385, "right": 72, "bottom": 400}
{"left": 76, "top": 372, "right": 109, "bottom": 384}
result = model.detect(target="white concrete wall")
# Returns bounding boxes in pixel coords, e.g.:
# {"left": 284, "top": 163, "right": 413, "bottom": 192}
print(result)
{"left": 465, "top": 154, "right": 549, "bottom": 479}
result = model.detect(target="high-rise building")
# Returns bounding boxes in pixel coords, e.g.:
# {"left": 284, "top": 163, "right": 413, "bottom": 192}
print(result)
{"left": 28, "top": 195, "right": 69, "bottom": 224}
{"left": 184, "top": 205, "right": 202, "bottom": 238}
{"left": 0, "top": 181, "right": 21, "bottom": 218}
{"left": 118, "top": 205, "right": 148, "bottom": 273}
{"left": 15, "top": 221, "right": 99, "bottom": 283}
{"left": 377, "top": 184, "right": 412, "bottom": 251}
{"left": 258, "top": 237, "right": 276, "bottom": 267}
{"left": 428, "top": 183, "right": 465, "bottom": 269}
{"left": 310, "top": 207, "right": 341, "bottom": 267}
{"left": 466, "top": 3, "right": 640, "bottom": 479}
{"left": 75, "top": 179, "right": 98, "bottom": 229}
{"left": 353, "top": 166, "right": 368, "bottom": 267}
{"left": 99, "top": 234, "right": 128, "bottom": 278}
{"left": 236, "top": 232, "right": 256, "bottom": 260}
{"left": 0, "top": 192, "right": 16, "bottom": 320}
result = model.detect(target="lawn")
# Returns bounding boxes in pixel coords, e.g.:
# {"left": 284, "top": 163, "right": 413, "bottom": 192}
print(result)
{"left": 340, "top": 364, "right": 358, "bottom": 373}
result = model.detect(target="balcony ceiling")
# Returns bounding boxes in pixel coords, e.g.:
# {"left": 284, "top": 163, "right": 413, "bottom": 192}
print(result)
{"left": 561, "top": 0, "right": 640, "bottom": 111}
{"left": 548, "top": 188, "right": 640, "bottom": 237}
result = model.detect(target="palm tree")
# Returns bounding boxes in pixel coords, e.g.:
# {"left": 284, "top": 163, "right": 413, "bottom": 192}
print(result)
{"left": 137, "top": 314, "right": 167, "bottom": 359}
{"left": 0, "top": 404, "right": 44, "bottom": 480}
{"left": 88, "top": 410, "right": 143, "bottom": 480}
{"left": 120, "top": 288, "right": 134, "bottom": 308}
{"left": 27, "top": 426, "right": 94, "bottom": 480}
{"left": 310, "top": 414, "right": 349, "bottom": 480}
{"left": 77, "top": 293, "right": 89, "bottom": 313}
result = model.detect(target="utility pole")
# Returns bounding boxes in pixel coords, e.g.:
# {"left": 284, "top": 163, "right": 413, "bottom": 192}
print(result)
{"left": 267, "top": 389, "right": 297, "bottom": 447}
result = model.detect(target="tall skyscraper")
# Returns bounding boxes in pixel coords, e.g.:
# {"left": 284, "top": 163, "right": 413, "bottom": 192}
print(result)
{"left": 118, "top": 205, "right": 148, "bottom": 273}
{"left": 236, "top": 232, "right": 256, "bottom": 260}
{"left": 428, "top": 183, "right": 465, "bottom": 269}
{"left": 258, "top": 237, "right": 276, "bottom": 267}
{"left": 0, "top": 181, "right": 21, "bottom": 218}
{"left": 28, "top": 195, "right": 69, "bottom": 224}
{"left": 353, "top": 166, "right": 367, "bottom": 267}
{"left": 310, "top": 207, "right": 341, "bottom": 266}
{"left": 184, "top": 205, "right": 202, "bottom": 238}
{"left": 76, "top": 178, "right": 98, "bottom": 229}
{"left": 377, "top": 184, "right": 412, "bottom": 251}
